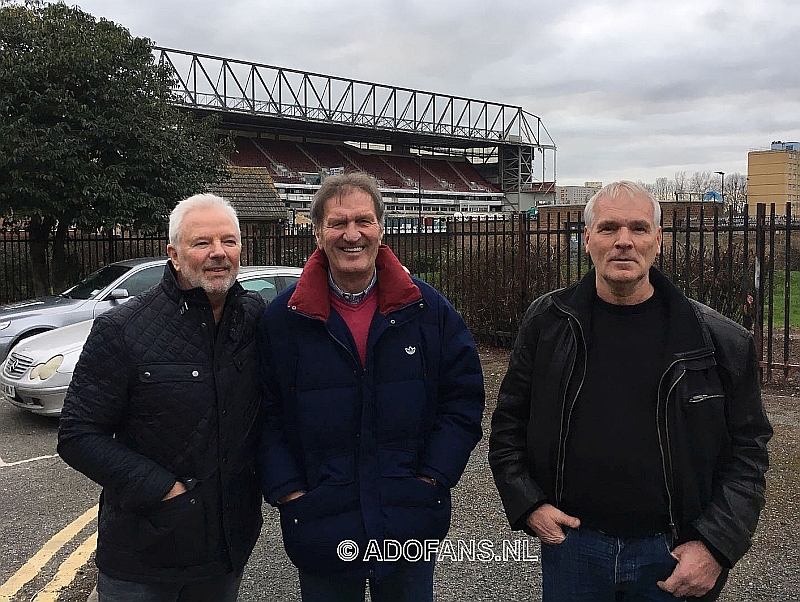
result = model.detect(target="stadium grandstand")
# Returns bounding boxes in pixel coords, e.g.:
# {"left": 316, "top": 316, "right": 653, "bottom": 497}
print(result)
{"left": 155, "top": 47, "right": 557, "bottom": 223}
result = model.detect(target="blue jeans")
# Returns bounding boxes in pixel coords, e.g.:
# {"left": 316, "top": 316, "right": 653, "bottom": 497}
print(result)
{"left": 541, "top": 528, "right": 682, "bottom": 601}
{"left": 298, "top": 559, "right": 435, "bottom": 602}
{"left": 97, "top": 571, "right": 242, "bottom": 602}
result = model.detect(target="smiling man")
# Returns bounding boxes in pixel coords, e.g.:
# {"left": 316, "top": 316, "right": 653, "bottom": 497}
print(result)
{"left": 257, "top": 172, "right": 484, "bottom": 602}
{"left": 489, "top": 181, "right": 772, "bottom": 601}
{"left": 167, "top": 203, "right": 241, "bottom": 301}
{"left": 58, "top": 194, "right": 265, "bottom": 601}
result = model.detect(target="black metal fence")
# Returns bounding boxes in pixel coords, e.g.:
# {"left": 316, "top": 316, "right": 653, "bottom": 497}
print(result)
{"left": 2, "top": 204, "right": 799, "bottom": 381}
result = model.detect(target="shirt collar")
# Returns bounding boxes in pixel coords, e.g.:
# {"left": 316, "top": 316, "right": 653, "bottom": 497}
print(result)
{"left": 328, "top": 269, "right": 377, "bottom": 304}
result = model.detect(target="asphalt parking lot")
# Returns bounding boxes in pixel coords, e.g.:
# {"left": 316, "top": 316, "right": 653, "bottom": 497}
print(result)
{"left": 1, "top": 346, "right": 798, "bottom": 601}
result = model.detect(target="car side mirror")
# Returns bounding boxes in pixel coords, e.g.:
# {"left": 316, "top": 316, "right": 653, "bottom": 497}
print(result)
{"left": 108, "top": 288, "right": 130, "bottom": 300}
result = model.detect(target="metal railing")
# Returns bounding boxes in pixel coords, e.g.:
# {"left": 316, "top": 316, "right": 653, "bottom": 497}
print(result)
{"left": 2, "top": 204, "right": 798, "bottom": 381}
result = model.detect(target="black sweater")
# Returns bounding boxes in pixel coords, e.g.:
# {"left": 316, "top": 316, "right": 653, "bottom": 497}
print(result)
{"left": 560, "top": 291, "right": 670, "bottom": 537}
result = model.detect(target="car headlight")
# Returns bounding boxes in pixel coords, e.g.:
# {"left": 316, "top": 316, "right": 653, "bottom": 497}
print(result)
{"left": 0, "top": 320, "right": 10, "bottom": 331}
{"left": 29, "top": 355, "right": 64, "bottom": 381}
{"left": 56, "top": 350, "right": 82, "bottom": 375}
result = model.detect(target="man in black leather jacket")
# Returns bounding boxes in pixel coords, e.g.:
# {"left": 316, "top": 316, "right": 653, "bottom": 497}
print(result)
{"left": 489, "top": 181, "right": 771, "bottom": 601}
{"left": 58, "top": 194, "right": 265, "bottom": 602}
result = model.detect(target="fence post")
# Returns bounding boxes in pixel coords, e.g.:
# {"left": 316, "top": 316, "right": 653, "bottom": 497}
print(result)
{"left": 517, "top": 213, "right": 530, "bottom": 312}
{"left": 275, "top": 222, "right": 283, "bottom": 265}
{"left": 784, "top": 203, "right": 792, "bottom": 379}
{"left": 754, "top": 203, "right": 766, "bottom": 382}
{"left": 766, "top": 204, "right": 776, "bottom": 383}
{"left": 107, "top": 228, "right": 117, "bottom": 264}
{"left": 248, "top": 225, "right": 257, "bottom": 265}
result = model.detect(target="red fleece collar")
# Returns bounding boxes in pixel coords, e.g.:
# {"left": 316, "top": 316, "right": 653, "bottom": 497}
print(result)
{"left": 288, "top": 245, "right": 422, "bottom": 321}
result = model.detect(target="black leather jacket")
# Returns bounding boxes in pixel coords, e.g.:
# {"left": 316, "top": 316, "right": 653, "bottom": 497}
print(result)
{"left": 489, "top": 268, "right": 771, "bottom": 596}
{"left": 58, "top": 262, "right": 265, "bottom": 583}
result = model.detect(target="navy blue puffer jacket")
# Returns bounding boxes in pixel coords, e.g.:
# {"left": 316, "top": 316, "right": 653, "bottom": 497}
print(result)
{"left": 258, "top": 246, "right": 484, "bottom": 579}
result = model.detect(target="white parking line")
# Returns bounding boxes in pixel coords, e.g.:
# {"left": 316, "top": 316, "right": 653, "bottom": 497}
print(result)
{"left": 0, "top": 505, "right": 98, "bottom": 601}
{"left": 0, "top": 454, "right": 59, "bottom": 467}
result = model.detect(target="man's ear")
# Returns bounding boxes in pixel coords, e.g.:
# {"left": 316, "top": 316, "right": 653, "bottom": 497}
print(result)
{"left": 167, "top": 244, "right": 179, "bottom": 270}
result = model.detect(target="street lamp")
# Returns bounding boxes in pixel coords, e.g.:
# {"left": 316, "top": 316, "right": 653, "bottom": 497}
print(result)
{"left": 715, "top": 171, "right": 725, "bottom": 205}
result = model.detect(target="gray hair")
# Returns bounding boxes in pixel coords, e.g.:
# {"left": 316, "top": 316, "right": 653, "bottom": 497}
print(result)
{"left": 584, "top": 181, "right": 661, "bottom": 230}
{"left": 169, "top": 194, "right": 240, "bottom": 246}
{"left": 309, "top": 172, "right": 385, "bottom": 230}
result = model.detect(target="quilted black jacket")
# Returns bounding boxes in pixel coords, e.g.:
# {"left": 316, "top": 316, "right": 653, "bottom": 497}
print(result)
{"left": 58, "top": 262, "right": 265, "bottom": 583}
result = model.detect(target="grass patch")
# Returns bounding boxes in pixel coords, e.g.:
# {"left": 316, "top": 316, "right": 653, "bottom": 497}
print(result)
{"left": 767, "top": 270, "right": 800, "bottom": 328}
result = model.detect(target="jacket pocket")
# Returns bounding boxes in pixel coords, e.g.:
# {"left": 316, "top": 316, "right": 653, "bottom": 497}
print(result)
{"left": 674, "top": 366, "right": 727, "bottom": 414}
{"left": 136, "top": 489, "right": 208, "bottom": 568}
{"left": 678, "top": 387, "right": 726, "bottom": 421}
{"left": 278, "top": 482, "right": 361, "bottom": 573}
{"left": 380, "top": 476, "right": 451, "bottom": 543}
{"left": 132, "top": 363, "right": 211, "bottom": 423}
{"left": 686, "top": 393, "right": 725, "bottom": 404}
{"left": 671, "top": 371, "right": 730, "bottom": 505}
{"left": 676, "top": 378, "right": 728, "bottom": 449}
{"left": 137, "top": 363, "right": 207, "bottom": 384}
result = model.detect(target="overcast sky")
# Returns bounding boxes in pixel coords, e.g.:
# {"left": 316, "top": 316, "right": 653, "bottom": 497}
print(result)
{"left": 70, "top": 0, "right": 800, "bottom": 186}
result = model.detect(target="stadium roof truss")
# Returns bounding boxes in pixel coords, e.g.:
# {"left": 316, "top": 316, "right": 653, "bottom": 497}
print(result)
{"left": 155, "top": 47, "right": 557, "bottom": 193}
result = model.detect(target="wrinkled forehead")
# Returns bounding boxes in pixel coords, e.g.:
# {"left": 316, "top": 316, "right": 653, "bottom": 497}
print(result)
{"left": 180, "top": 207, "right": 240, "bottom": 240}
{"left": 594, "top": 193, "right": 656, "bottom": 225}
{"left": 322, "top": 189, "right": 378, "bottom": 219}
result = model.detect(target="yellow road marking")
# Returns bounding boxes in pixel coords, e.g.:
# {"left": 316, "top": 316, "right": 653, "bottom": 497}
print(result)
{"left": 32, "top": 531, "right": 98, "bottom": 602}
{"left": 0, "top": 504, "right": 98, "bottom": 601}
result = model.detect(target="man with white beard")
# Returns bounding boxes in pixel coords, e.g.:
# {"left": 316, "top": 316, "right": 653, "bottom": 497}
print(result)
{"left": 59, "top": 194, "right": 266, "bottom": 602}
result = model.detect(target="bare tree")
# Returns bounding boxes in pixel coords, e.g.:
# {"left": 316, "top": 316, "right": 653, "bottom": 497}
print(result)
{"left": 652, "top": 177, "right": 673, "bottom": 200}
{"left": 725, "top": 173, "right": 747, "bottom": 213}
{"left": 689, "top": 171, "right": 713, "bottom": 199}
{"left": 674, "top": 171, "right": 687, "bottom": 200}
{"left": 641, "top": 172, "right": 746, "bottom": 213}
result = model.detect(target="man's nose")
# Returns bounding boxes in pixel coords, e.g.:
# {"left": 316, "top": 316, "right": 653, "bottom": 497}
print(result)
{"left": 615, "top": 227, "right": 633, "bottom": 247}
{"left": 342, "top": 221, "right": 360, "bottom": 241}
{"left": 209, "top": 240, "right": 225, "bottom": 256}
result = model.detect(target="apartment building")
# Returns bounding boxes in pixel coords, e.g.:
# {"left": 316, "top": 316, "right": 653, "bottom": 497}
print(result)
{"left": 554, "top": 182, "right": 602, "bottom": 205}
{"left": 747, "top": 141, "right": 800, "bottom": 214}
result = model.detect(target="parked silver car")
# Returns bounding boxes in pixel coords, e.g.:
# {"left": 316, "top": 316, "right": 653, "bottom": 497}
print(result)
{"left": 0, "top": 264, "right": 301, "bottom": 416}
{"left": 0, "top": 257, "right": 169, "bottom": 362}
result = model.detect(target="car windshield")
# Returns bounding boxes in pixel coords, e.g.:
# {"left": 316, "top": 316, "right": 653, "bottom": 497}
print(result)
{"left": 60, "top": 265, "right": 131, "bottom": 300}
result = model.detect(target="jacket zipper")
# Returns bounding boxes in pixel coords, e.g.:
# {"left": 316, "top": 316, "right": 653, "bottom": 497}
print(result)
{"left": 327, "top": 323, "right": 361, "bottom": 369}
{"left": 555, "top": 310, "right": 587, "bottom": 506}
{"left": 657, "top": 360, "right": 684, "bottom": 542}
